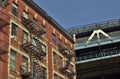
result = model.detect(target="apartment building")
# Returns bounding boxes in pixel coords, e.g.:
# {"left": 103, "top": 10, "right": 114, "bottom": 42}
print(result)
{"left": 67, "top": 19, "right": 120, "bottom": 79}
{"left": 0, "top": 0, "right": 76, "bottom": 79}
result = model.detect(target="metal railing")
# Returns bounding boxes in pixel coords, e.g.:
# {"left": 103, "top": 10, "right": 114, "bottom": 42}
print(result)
{"left": 0, "top": 9, "right": 10, "bottom": 27}
{"left": 67, "top": 19, "right": 120, "bottom": 35}
{"left": 76, "top": 49, "right": 120, "bottom": 64}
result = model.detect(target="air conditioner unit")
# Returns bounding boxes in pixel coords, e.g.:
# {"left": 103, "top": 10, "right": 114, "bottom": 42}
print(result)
{"left": 10, "top": 35, "right": 17, "bottom": 40}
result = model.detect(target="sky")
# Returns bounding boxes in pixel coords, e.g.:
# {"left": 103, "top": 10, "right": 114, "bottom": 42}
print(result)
{"left": 34, "top": 0, "right": 120, "bottom": 29}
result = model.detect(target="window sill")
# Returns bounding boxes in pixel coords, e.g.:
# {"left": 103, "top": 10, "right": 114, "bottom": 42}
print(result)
{"left": 10, "top": 69, "right": 19, "bottom": 74}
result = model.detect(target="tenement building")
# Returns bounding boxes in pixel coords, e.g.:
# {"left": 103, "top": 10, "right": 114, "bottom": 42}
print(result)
{"left": 0, "top": 0, "right": 76, "bottom": 79}
{"left": 67, "top": 19, "right": 120, "bottom": 79}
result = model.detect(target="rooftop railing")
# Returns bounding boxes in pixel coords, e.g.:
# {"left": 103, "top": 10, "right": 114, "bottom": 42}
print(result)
{"left": 67, "top": 19, "right": 120, "bottom": 35}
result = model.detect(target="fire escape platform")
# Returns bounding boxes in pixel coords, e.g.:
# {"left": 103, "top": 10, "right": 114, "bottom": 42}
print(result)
{"left": 0, "top": 10, "right": 10, "bottom": 27}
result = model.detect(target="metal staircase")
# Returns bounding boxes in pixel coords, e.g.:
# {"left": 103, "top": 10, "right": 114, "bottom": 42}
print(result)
{"left": 21, "top": 16, "right": 46, "bottom": 78}
{"left": 58, "top": 45, "right": 76, "bottom": 78}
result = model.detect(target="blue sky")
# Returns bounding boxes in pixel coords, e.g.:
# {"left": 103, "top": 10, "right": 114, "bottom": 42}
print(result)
{"left": 34, "top": 0, "right": 120, "bottom": 28}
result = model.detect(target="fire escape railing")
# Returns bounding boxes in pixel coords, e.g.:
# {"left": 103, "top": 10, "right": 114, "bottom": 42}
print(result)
{"left": 0, "top": 0, "right": 9, "bottom": 8}
{"left": 0, "top": 9, "right": 9, "bottom": 54}
{"left": 58, "top": 44, "right": 76, "bottom": 78}
{"left": 20, "top": 16, "right": 46, "bottom": 78}
{"left": 0, "top": 9, "right": 10, "bottom": 28}
{"left": 20, "top": 64, "right": 31, "bottom": 78}
{"left": 58, "top": 44, "right": 75, "bottom": 59}
{"left": 0, "top": 39, "right": 8, "bottom": 54}
{"left": 21, "top": 16, "right": 46, "bottom": 38}
{"left": 59, "top": 61, "right": 76, "bottom": 78}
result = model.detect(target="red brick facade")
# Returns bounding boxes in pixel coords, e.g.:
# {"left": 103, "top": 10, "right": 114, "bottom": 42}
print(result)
{"left": 0, "top": 0, "right": 76, "bottom": 79}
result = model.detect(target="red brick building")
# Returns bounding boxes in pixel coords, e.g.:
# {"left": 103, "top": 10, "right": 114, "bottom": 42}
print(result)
{"left": 0, "top": 0, "right": 76, "bottom": 79}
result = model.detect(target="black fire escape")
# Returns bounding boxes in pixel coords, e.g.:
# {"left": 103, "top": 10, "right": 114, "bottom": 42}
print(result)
{"left": 0, "top": 0, "right": 9, "bottom": 8}
{"left": 0, "top": 6, "right": 10, "bottom": 54}
{"left": 58, "top": 44, "right": 76, "bottom": 78}
{"left": 20, "top": 16, "right": 46, "bottom": 79}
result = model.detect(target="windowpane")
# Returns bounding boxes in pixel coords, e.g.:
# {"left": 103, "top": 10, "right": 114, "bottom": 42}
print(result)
{"left": 42, "top": 44, "right": 46, "bottom": 56}
{"left": 23, "top": 11, "right": 28, "bottom": 19}
{"left": 53, "top": 52, "right": 56, "bottom": 65}
{"left": 58, "top": 39, "right": 62, "bottom": 46}
{"left": 60, "top": 56, "right": 63, "bottom": 67}
{"left": 10, "top": 49, "right": 16, "bottom": 70}
{"left": 52, "top": 33, "right": 56, "bottom": 45}
{"left": 54, "top": 74, "right": 57, "bottom": 79}
{"left": 12, "top": 3, "right": 18, "bottom": 17}
{"left": 11, "top": 23, "right": 18, "bottom": 40}
{"left": 32, "top": 19, "right": 38, "bottom": 29}
{"left": 23, "top": 31, "right": 28, "bottom": 43}
{"left": 32, "top": 37, "right": 38, "bottom": 52}
{"left": 22, "top": 56, "right": 28, "bottom": 72}
{"left": 42, "top": 67, "right": 47, "bottom": 79}
{"left": 33, "top": 62, "right": 39, "bottom": 79}
{"left": 64, "top": 44, "right": 68, "bottom": 53}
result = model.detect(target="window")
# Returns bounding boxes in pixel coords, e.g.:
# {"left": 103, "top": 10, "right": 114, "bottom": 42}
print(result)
{"left": 60, "top": 56, "right": 63, "bottom": 67}
{"left": 58, "top": 39, "right": 62, "bottom": 49}
{"left": 32, "top": 37, "right": 38, "bottom": 52}
{"left": 23, "top": 31, "right": 28, "bottom": 43}
{"left": 33, "top": 62, "right": 39, "bottom": 79}
{"left": 41, "top": 24, "right": 46, "bottom": 37}
{"left": 54, "top": 74, "right": 58, "bottom": 79}
{"left": 64, "top": 44, "right": 68, "bottom": 53}
{"left": 65, "top": 60, "right": 70, "bottom": 67}
{"left": 21, "top": 56, "right": 28, "bottom": 72}
{"left": 23, "top": 11, "right": 28, "bottom": 19}
{"left": 12, "top": 3, "right": 18, "bottom": 17}
{"left": 52, "top": 33, "right": 56, "bottom": 45}
{"left": 42, "top": 67, "right": 47, "bottom": 79}
{"left": 58, "top": 39, "right": 62, "bottom": 46}
{"left": 10, "top": 49, "right": 16, "bottom": 70}
{"left": 53, "top": 52, "right": 57, "bottom": 65}
{"left": 11, "top": 23, "right": 18, "bottom": 40}
{"left": 42, "top": 44, "right": 46, "bottom": 58}
{"left": 32, "top": 19, "right": 38, "bottom": 29}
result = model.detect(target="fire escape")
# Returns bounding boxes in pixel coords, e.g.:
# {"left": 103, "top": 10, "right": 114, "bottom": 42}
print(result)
{"left": 58, "top": 44, "right": 76, "bottom": 78}
{"left": 20, "top": 16, "right": 46, "bottom": 78}
{"left": 0, "top": 4, "right": 10, "bottom": 54}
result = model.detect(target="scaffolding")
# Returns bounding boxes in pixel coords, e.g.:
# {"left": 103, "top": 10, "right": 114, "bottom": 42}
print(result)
{"left": 58, "top": 44, "right": 76, "bottom": 78}
{"left": 20, "top": 16, "right": 46, "bottom": 78}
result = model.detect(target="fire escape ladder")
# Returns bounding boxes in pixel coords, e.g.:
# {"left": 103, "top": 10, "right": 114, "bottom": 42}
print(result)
{"left": 21, "top": 16, "right": 46, "bottom": 78}
{"left": 58, "top": 45, "right": 68, "bottom": 57}
{"left": 21, "top": 42, "right": 42, "bottom": 78}
{"left": 28, "top": 45, "right": 42, "bottom": 78}
{"left": 33, "top": 62, "right": 41, "bottom": 77}
{"left": 34, "top": 38, "right": 46, "bottom": 59}
{"left": 59, "top": 51, "right": 76, "bottom": 78}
